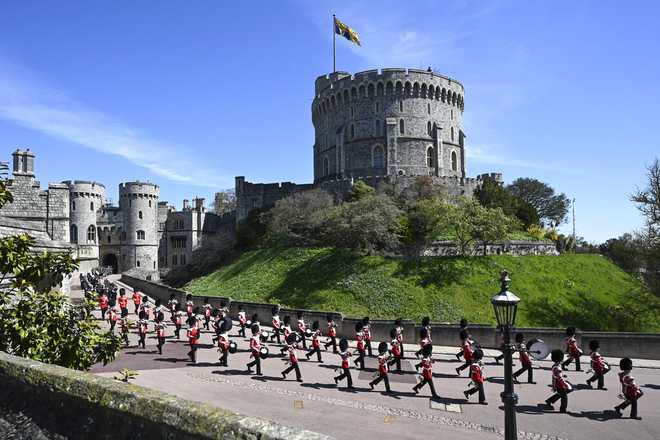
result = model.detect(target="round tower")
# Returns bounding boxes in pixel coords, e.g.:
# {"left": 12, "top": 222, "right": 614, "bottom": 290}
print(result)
{"left": 312, "top": 68, "right": 466, "bottom": 182}
{"left": 118, "top": 181, "right": 160, "bottom": 276}
{"left": 63, "top": 180, "right": 106, "bottom": 273}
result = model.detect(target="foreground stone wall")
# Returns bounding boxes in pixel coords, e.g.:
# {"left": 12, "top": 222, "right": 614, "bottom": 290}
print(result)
{"left": 0, "top": 351, "right": 331, "bottom": 440}
{"left": 122, "top": 275, "right": 660, "bottom": 361}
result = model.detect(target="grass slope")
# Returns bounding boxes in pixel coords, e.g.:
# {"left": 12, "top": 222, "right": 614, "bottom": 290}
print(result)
{"left": 184, "top": 247, "right": 659, "bottom": 332}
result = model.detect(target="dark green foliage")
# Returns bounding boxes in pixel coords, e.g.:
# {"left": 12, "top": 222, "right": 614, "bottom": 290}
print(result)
{"left": 474, "top": 177, "right": 540, "bottom": 228}
{"left": 507, "top": 177, "right": 570, "bottom": 227}
{"left": 235, "top": 207, "right": 269, "bottom": 249}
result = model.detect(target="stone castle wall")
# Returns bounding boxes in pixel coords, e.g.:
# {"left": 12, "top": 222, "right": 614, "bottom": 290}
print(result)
{"left": 118, "top": 182, "right": 160, "bottom": 277}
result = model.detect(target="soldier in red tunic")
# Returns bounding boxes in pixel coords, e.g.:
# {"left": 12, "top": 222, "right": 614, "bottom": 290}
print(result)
{"left": 187, "top": 316, "right": 200, "bottom": 363}
{"left": 387, "top": 328, "right": 403, "bottom": 373}
{"left": 455, "top": 318, "right": 468, "bottom": 361}
{"left": 282, "top": 333, "right": 303, "bottom": 382}
{"left": 305, "top": 321, "right": 323, "bottom": 362}
{"left": 562, "top": 326, "right": 583, "bottom": 371}
{"left": 353, "top": 322, "right": 366, "bottom": 370}
{"left": 512, "top": 333, "right": 536, "bottom": 384}
{"left": 394, "top": 318, "right": 404, "bottom": 359}
{"left": 107, "top": 306, "right": 119, "bottom": 333}
{"left": 132, "top": 290, "right": 142, "bottom": 315}
{"left": 203, "top": 297, "right": 212, "bottom": 331}
{"left": 369, "top": 342, "right": 392, "bottom": 393}
{"left": 137, "top": 310, "right": 149, "bottom": 349}
{"left": 615, "top": 357, "right": 643, "bottom": 419}
{"left": 296, "top": 312, "right": 308, "bottom": 349}
{"left": 118, "top": 289, "right": 129, "bottom": 318}
{"left": 167, "top": 293, "right": 178, "bottom": 322}
{"left": 455, "top": 329, "right": 474, "bottom": 376}
{"left": 270, "top": 305, "right": 282, "bottom": 344}
{"left": 246, "top": 324, "right": 263, "bottom": 375}
{"left": 415, "top": 317, "right": 432, "bottom": 358}
{"left": 362, "top": 317, "right": 373, "bottom": 357}
{"left": 174, "top": 304, "right": 184, "bottom": 339}
{"left": 333, "top": 338, "right": 354, "bottom": 389}
{"left": 184, "top": 293, "right": 194, "bottom": 327}
{"left": 413, "top": 344, "right": 438, "bottom": 398}
{"left": 415, "top": 327, "right": 432, "bottom": 371}
{"left": 119, "top": 317, "right": 131, "bottom": 347}
{"left": 544, "top": 349, "right": 572, "bottom": 413}
{"left": 98, "top": 291, "right": 109, "bottom": 320}
{"left": 237, "top": 305, "right": 247, "bottom": 338}
{"left": 155, "top": 312, "right": 166, "bottom": 355}
{"left": 280, "top": 316, "right": 292, "bottom": 355}
{"left": 323, "top": 315, "right": 338, "bottom": 353}
{"left": 464, "top": 348, "right": 487, "bottom": 404}
{"left": 217, "top": 318, "right": 232, "bottom": 367}
{"left": 586, "top": 340, "right": 610, "bottom": 390}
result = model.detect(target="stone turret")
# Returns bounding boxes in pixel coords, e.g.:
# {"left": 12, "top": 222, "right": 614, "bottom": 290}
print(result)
{"left": 118, "top": 181, "right": 160, "bottom": 275}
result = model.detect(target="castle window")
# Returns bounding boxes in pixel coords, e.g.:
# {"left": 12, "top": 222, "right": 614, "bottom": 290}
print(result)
{"left": 153, "top": 261, "right": 156, "bottom": 269}
{"left": 399, "top": 119, "right": 404, "bottom": 135}
{"left": 87, "top": 225, "right": 96, "bottom": 243}
{"left": 399, "top": 101, "right": 403, "bottom": 112}
{"left": 428, "top": 103, "right": 431, "bottom": 115}
{"left": 129, "top": 199, "right": 132, "bottom": 207}
{"left": 137, "top": 230, "right": 145, "bottom": 240}
{"left": 375, "top": 119, "right": 382, "bottom": 136}
{"left": 323, "top": 157, "right": 330, "bottom": 176}
{"left": 90, "top": 201, "right": 94, "bottom": 211}
{"left": 107, "top": 235, "right": 111, "bottom": 244}
{"left": 181, "top": 254, "right": 187, "bottom": 265}
{"left": 350, "top": 124, "right": 355, "bottom": 139}
{"left": 451, "top": 151, "right": 458, "bottom": 171}
{"left": 451, "top": 110, "right": 454, "bottom": 120}
{"left": 451, "top": 127, "right": 454, "bottom": 141}
{"left": 427, "top": 121, "right": 432, "bottom": 135}
{"left": 72, "top": 201, "right": 76, "bottom": 211}
{"left": 136, "top": 260, "right": 141, "bottom": 268}
{"left": 350, "top": 106, "right": 354, "bottom": 119}
{"left": 427, "top": 147, "right": 434, "bottom": 168}
{"left": 121, "top": 231, "right": 126, "bottom": 241}
{"left": 149, "top": 200, "right": 152, "bottom": 207}
{"left": 70, "top": 224, "right": 78, "bottom": 243}
{"left": 138, "top": 211, "right": 143, "bottom": 219}
{"left": 172, "top": 255, "right": 178, "bottom": 266}
{"left": 372, "top": 146, "right": 384, "bottom": 169}
{"left": 374, "top": 102, "right": 380, "bottom": 113}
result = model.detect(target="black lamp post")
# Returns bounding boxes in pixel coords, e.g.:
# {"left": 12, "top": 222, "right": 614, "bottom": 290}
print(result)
{"left": 491, "top": 270, "right": 520, "bottom": 440}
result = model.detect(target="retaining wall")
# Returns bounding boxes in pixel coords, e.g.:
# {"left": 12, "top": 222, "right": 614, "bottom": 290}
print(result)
{"left": 121, "top": 275, "right": 660, "bottom": 360}
{"left": 0, "top": 351, "right": 331, "bottom": 440}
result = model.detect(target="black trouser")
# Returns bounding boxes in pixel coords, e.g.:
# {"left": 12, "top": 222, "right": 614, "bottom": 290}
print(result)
{"left": 324, "top": 336, "right": 337, "bottom": 353}
{"left": 188, "top": 344, "right": 197, "bottom": 362}
{"left": 239, "top": 323, "right": 246, "bottom": 337}
{"left": 122, "top": 333, "right": 129, "bottom": 346}
{"left": 219, "top": 347, "right": 228, "bottom": 366}
{"left": 494, "top": 353, "right": 504, "bottom": 363}
{"left": 175, "top": 325, "right": 181, "bottom": 339}
{"left": 109, "top": 320, "right": 116, "bottom": 333}
{"left": 247, "top": 355, "right": 261, "bottom": 375}
{"left": 513, "top": 363, "right": 534, "bottom": 383}
{"left": 457, "top": 359, "right": 473, "bottom": 374}
{"left": 615, "top": 398, "right": 638, "bottom": 418}
{"left": 414, "top": 377, "right": 437, "bottom": 397}
{"left": 466, "top": 382, "right": 486, "bottom": 403}
{"left": 280, "top": 343, "right": 289, "bottom": 355}
{"left": 547, "top": 388, "right": 568, "bottom": 412}
{"left": 334, "top": 367, "right": 353, "bottom": 387}
{"left": 354, "top": 348, "right": 365, "bottom": 370}
{"left": 299, "top": 332, "right": 307, "bottom": 349}
{"left": 121, "top": 307, "right": 128, "bottom": 318}
{"left": 101, "top": 308, "right": 107, "bottom": 320}
{"left": 157, "top": 336, "right": 165, "bottom": 354}
{"left": 369, "top": 372, "right": 390, "bottom": 392}
{"left": 134, "top": 304, "right": 139, "bottom": 314}
{"left": 562, "top": 354, "right": 581, "bottom": 371}
{"left": 270, "top": 329, "right": 281, "bottom": 344}
{"left": 365, "top": 339, "right": 373, "bottom": 357}
{"left": 282, "top": 362, "right": 302, "bottom": 380}
{"left": 204, "top": 316, "right": 210, "bottom": 330}
{"left": 138, "top": 332, "right": 146, "bottom": 349}
{"left": 307, "top": 346, "right": 322, "bottom": 362}
{"left": 587, "top": 368, "right": 609, "bottom": 389}
{"left": 388, "top": 354, "right": 402, "bottom": 372}
{"left": 456, "top": 349, "right": 464, "bottom": 360}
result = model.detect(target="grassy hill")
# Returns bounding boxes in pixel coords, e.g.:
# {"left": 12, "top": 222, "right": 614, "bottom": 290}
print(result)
{"left": 184, "top": 247, "right": 660, "bottom": 332}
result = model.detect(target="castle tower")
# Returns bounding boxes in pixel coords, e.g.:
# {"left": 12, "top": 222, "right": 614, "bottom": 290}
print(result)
{"left": 63, "top": 180, "right": 106, "bottom": 273}
{"left": 118, "top": 181, "right": 159, "bottom": 277}
{"left": 11, "top": 148, "right": 36, "bottom": 177}
{"left": 312, "top": 68, "right": 466, "bottom": 182}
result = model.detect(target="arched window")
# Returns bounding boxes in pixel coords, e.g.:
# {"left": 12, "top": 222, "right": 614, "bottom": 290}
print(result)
{"left": 451, "top": 110, "right": 454, "bottom": 120}
{"left": 427, "top": 147, "right": 434, "bottom": 168}
{"left": 451, "top": 127, "right": 454, "bottom": 141}
{"left": 377, "top": 83, "right": 384, "bottom": 96}
{"left": 350, "top": 106, "right": 354, "bottom": 118}
{"left": 70, "top": 224, "right": 78, "bottom": 244}
{"left": 399, "top": 119, "right": 404, "bottom": 135}
{"left": 323, "top": 157, "right": 330, "bottom": 176}
{"left": 374, "top": 102, "right": 380, "bottom": 113}
{"left": 136, "top": 260, "right": 141, "bottom": 268}
{"left": 372, "top": 146, "right": 384, "bottom": 168}
{"left": 87, "top": 225, "right": 96, "bottom": 243}
{"left": 139, "top": 211, "right": 143, "bottom": 219}
{"left": 428, "top": 103, "right": 431, "bottom": 115}
{"left": 90, "top": 201, "right": 94, "bottom": 211}
{"left": 427, "top": 121, "right": 432, "bottom": 135}
{"left": 367, "top": 83, "right": 374, "bottom": 97}
{"left": 451, "top": 151, "right": 458, "bottom": 171}
{"left": 375, "top": 119, "right": 382, "bottom": 136}
{"left": 72, "top": 201, "right": 76, "bottom": 211}
{"left": 137, "top": 230, "right": 145, "bottom": 240}
{"left": 149, "top": 200, "right": 152, "bottom": 207}
{"left": 399, "top": 101, "right": 403, "bottom": 112}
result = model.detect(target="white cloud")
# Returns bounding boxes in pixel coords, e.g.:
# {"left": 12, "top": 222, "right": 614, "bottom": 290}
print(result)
{"left": 0, "top": 59, "right": 230, "bottom": 188}
{"left": 467, "top": 145, "right": 570, "bottom": 172}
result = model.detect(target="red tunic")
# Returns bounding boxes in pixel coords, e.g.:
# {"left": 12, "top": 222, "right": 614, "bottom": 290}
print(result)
{"left": 396, "top": 328, "right": 403, "bottom": 344}
{"left": 132, "top": 292, "right": 142, "bottom": 305}
{"left": 138, "top": 320, "right": 148, "bottom": 335}
{"left": 378, "top": 355, "right": 388, "bottom": 375}
{"left": 363, "top": 325, "right": 372, "bottom": 341}
{"left": 470, "top": 363, "right": 484, "bottom": 384}
{"left": 238, "top": 312, "right": 247, "bottom": 325}
{"left": 99, "top": 295, "right": 109, "bottom": 310}
{"left": 204, "top": 305, "right": 212, "bottom": 318}
{"left": 288, "top": 346, "right": 298, "bottom": 364}
{"left": 517, "top": 343, "right": 532, "bottom": 366}
{"left": 118, "top": 296, "right": 128, "bottom": 309}
{"left": 156, "top": 325, "right": 165, "bottom": 338}
{"left": 108, "top": 310, "right": 118, "bottom": 322}
{"left": 328, "top": 322, "right": 337, "bottom": 337}
{"left": 421, "top": 357, "right": 433, "bottom": 380}
{"left": 249, "top": 336, "right": 261, "bottom": 358}
{"left": 272, "top": 316, "right": 281, "bottom": 330}
{"left": 188, "top": 326, "right": 199, "bottom": 345}
{"left": 218, "top": 334, "right": 229, "bottom": 350}
{"left": 356, "top": 333, "right": 365, "bottom": 351}
{"left": 297, "top": 320, "right": 306, "bottom": 333}
{"left": 619, "top": 372, "right": 642, "bottom": 401}
{"left": 391, "top": 339, "right": 401, "bottom": 357}
{"left": 591, "top": 352, "right": 606, "bottom": 373}
{"left": 462, "top": 339, "right": 474, "bottom": 361}
{"left": 186, "top": 302, "right": 193, "bottom": 317}
{"left": 340, "top": 351, "right": 351, "bottom": 369}
{"left": 565, "top": 336, "right": 582, "bottom": 357}
{"left": 312, "top": 330, "right": 321, "bottom": 348}
{"left": 552, "top": 363, "right": 570, "bottom": 391}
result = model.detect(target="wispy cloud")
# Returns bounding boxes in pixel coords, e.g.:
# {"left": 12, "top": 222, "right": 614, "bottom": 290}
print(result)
{"left": 467, "top": 145, "right": 570, "bottom": 173}
{"left": 0, "top": 59, "right": 230, "bottom": 188}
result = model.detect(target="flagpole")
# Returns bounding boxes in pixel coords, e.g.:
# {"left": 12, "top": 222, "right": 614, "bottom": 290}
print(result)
{"left": 332, "top": 14, "right": 336, "bottom": 73}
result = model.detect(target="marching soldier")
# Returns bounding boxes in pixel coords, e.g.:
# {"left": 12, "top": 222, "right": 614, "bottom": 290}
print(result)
{"left": 139, "top": 295, "right": 151, "bottom": 321}
{"left": 203, "top": 297, "right": 213, "bottom": 331}
{"left": 185, "top": 294, "right": 195, "bottom": 327}
{"left": 413, "top": 344, "right": 438, "bottom": 398}
{"left": 394, "top": 318, "right": 404, "bottom": 359}
{"left": 296, "top": 312, "right": 308, "bottom": 349}
{"left": 562, "top": 326, "right": 583, "bottom": 371}
{"left": 415, "top": 317, "right": 432, "bottom": 358}
{"left": 281, "top": 333, "right": 303, "bottom": 382}
{"left": 107, "top": 306, "right": 119, "bottom": 333}
{"left": 456, "top": 329, "right": 474, "bottom": 376}
{"left": 323, "top": 315, "right": 338, "bottom": 353}
{"left": 155, "top": 312, "right": 166, "bottom": 355}
{"left": 586, "top": 340, "right": 610, "bottom": 390}
{"left": 98, "top": 290, "right": 109, "bottom": 320}
{"left": 353, "top": 322, "right": 366, "bottom": 370}
{"left": 369, "top": 342, "right": 392, "bottom": 393}
{"left": 187, "top": 316, "right": 200, "bottom": 363}
{"left": 464, "top": 349, "right": 487, "bottom": 405}
{"left": 167, "top": 293, "right": 178, "bottom": 322}
{"left": 362, "top": 317, "right": 373, "bottom": 357}
{"left": 415, "top": 327, "right": 432, "bottom": 370}
{"left": 387, "top": 328, "right": 403, "bottom": 373}
{"left": 132, "top": 290, "right": 142, "bottom": 315}
{"left": 238, "top": 305, "right": 247, "bottom": 338}
{"left": 305, "top": 321, "right": 323, "bottom": 362}
{"left": 333, "top": 338, "right": 354, "bottom": 389}
{"left": 544, "top": 349, "right": 572, "bottom": 413}
{"left": 118, "top": 289, "right": 129, "bottom": 318}
{"left": 280, "top": 316, "right": 293, "bottom": 355}
{"left": 246, "top": 324, "right": 263, "bottom": 375}
{"left": 270, "top": 305, "right": 282, "bottom": 344}
{"left": 614, "top": 357, "right": 643, "bottom": 419}
{"left": 456, "top": 318, "right": 468, "bottom": 361}
{"left": 217, "top": 318, "right": 232, "bottom": 367}
{"left": 174, "top": 304, "right": 185, "bottom": 339}
{"left": 119, "top": 316, "right": 131, "bottom": 347}
{"left": 512, "top": 333, "right": 536, "bottom": 384}
{"left": 137, "top": 310, "right": 149, "bottom": 349}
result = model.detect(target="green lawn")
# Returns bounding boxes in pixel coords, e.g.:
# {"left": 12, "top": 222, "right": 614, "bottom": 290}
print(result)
{"left": 184, "top": 247, "right": 659, "bottom": 332}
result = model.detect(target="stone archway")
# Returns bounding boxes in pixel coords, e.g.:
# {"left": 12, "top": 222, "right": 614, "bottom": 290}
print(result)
{"left": 101, "top": 253, "right": 119, "bottom": 274}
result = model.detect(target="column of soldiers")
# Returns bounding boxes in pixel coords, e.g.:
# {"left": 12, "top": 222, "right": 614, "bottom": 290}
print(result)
{"left": 88, "top": 276, "right": 644, "bottom": 420}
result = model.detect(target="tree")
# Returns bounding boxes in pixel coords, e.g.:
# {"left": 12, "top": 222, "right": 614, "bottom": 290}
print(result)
{"left": 212, "top": 190, "right": 236, "bottom": 215}
{"left": 267, "top": 189, "right": 334, "bottom": 246}
{"left": 631, "top": 158, "right": 660, "bottom": 239}
{"left": 474, "top": 177, "right": 539, "bottom": 228}
{"left": 507, "top": 178, "right": 570, "bottom": 227}
{"left": 600, "top": 233, "right": 645, "bottom": 274}
{"left": 471, "top": 206, "right": 519, "bottom": 256}
{"left": 0, "top": 175, "right": 120, "bottom": 370}
{"left": 349, "top": 180, "right": 375, "bottom": 201}
{"left": 400, "top": 196, "right": 452, "bottom": 253}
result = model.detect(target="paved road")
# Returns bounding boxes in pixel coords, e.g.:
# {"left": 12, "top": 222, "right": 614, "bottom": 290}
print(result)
{"left": 85, "top": 278, "right": 660, "bottom": 440}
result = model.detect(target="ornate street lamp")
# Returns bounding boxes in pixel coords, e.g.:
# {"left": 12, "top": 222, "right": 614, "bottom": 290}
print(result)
{"left": 491, "top": 270, "right": 520, "bottom": 440}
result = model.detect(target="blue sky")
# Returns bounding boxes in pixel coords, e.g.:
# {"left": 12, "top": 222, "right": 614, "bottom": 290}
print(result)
{"left": 0, "top": 1, "right": 658, "bottom": 242}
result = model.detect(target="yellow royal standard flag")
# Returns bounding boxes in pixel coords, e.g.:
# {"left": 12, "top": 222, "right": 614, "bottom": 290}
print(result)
{"left": 334, "top": 16, "right": 361, "bottom": 46}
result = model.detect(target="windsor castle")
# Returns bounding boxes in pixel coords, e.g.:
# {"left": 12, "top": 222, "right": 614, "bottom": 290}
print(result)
{"left": 0, "top": 68, "right": 505, "bottom": 280}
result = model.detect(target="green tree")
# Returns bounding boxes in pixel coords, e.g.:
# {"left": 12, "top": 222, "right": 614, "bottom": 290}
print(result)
{"left": 349, "top": 180, "right": 376, "bottom": 201}
{"left": 474, "top": 177, "right": 539, "bottom": 228}
{"left": 267, "top": 189, "right": 334, "bottom": 246}
{"left": 400, "top": 196, "right": 452, "bottom": 253}
{"left": 0, "top": 176, "right": 120, "bottom": 370}
{"left": 631, "top": 158, "right": 660, "bottom": 239}
{"left": 507, "top": 178, "right": 570, "bottom": 227}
